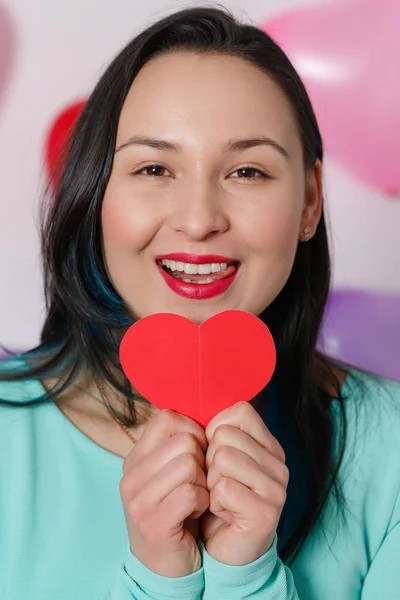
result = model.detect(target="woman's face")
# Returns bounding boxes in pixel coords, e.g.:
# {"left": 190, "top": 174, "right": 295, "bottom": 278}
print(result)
{"left": 102, "top": 52, "right": 322, "bottom": 324}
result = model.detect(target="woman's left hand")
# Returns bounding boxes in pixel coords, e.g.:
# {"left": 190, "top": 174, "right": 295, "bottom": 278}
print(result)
{"left": 200, "top": 401, "right": 289, "bottom": 566}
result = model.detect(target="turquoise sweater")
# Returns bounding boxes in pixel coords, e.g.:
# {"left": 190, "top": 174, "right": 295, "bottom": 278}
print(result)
{"left": 0, "top": 363, "right": 399, "bottom": 599}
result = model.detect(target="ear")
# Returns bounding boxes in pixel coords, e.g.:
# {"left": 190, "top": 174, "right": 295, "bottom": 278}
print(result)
{"left": 300, "top": 159, "right": 323, "bottom": 235}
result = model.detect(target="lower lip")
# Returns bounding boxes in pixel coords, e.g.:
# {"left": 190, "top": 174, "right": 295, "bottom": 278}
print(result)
{"left": 157, "top": 264, "right": 239, "bottom": 300}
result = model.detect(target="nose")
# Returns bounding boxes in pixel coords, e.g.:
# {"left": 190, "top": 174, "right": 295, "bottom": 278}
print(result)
{"left": 168, "top": 182, "right": 229, "bottom": 241}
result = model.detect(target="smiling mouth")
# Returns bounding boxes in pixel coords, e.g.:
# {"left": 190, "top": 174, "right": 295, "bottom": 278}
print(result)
{"left": 157, "top": 259, "right": 240, "bottom": 284}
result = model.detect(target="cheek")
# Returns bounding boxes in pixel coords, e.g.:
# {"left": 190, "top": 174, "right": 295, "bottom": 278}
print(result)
{"left": 241, "top": 191, "right": 302, "bottom": 256}
{"left": 101, "top": 181, "right": 162, "bottom": 253}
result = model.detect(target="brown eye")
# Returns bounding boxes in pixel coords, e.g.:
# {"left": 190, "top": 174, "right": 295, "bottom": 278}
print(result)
{"left": 231, "top": 167, "right": 269, "bottom": 180}
{"left": 133, "top": 164, "right": 170, "bottom": 177}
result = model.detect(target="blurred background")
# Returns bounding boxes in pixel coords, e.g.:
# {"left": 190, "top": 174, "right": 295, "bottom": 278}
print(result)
{"left": 0, "top": 0, "right": 399, "bottom": 381}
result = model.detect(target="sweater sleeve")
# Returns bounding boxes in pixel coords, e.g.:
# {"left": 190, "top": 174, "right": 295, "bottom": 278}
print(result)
{"left": 200, "top": 535, "right": 299, "bottom": 599}
{"left": 103, "top": 545, "right": 204, "bottom": 600}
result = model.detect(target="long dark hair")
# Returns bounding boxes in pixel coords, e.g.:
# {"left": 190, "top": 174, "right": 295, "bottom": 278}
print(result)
{"left": 1, "top": 4, "right": 354, "bottom": 564}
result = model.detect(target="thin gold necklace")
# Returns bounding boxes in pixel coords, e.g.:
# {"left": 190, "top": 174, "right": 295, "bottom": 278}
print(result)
{"left": 74, "top": 377, "right": 137, "bottom": 444}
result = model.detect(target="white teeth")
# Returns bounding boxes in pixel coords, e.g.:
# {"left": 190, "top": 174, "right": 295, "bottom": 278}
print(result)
{"left": 198, "top": 264, "right": 211, "bottom": 275}
{"left": 160, "top": 259, "right": 230, "bottom": 274}
{"left": 182, "top": 277, "right": 214, "bottom": 284}
{"left": 184, "top": 263, "right": 198, "bottom": 275}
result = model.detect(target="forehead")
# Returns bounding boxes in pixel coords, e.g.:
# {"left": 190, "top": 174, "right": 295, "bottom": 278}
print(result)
{"left": 116, "top": 52, "right": 300, "bottom": 155}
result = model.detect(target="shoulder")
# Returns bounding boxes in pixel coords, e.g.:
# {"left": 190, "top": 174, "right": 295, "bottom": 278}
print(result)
{"left": 335, "top": 368, "right": 400, "bottom": 442}
{"left": 0, "top": 358, "right": 48, "bottom": 429}
{"left": 332, "top": 368, "right": 400, "bottom": 520}
{"left": 0, "top": 357, "right": 46, "bottom": 397}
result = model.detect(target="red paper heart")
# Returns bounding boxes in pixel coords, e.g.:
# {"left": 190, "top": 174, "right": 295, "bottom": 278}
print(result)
{"left": 119, "top": 310, "right": 276, "bottom": 428}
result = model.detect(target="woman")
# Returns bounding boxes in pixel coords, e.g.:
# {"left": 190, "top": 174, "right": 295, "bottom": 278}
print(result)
{"left": 1, "top": 5, "right": 399, "bottom": 599}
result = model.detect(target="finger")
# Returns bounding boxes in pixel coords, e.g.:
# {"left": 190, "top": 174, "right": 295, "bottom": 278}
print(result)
{"left": 207, "top": 446, "right": 288, "bottom": 503}
{"left": 121, "top": 432, "right": 206, "bottom": 499}
{"left": 122, "top": 445, "right": 206, "bottom": 506}
{"left": 158, "top": 484, "right": 210, "bottom": 530}
{"left": 125, "top": 452, "right": 207, "bottom": 524}
{"left": 205, "top": 401, "right": 285, "bottom": 463}
{"left": 120, "top": 434, "right": 207, "bottom": 502}
{"left": 205, "top": 425, "right": 263, "bottom": 470}
{"left": 123, "top": 409, "right": 208, "bottom": 473}
{"left": 211, "top": 476, "right": 282, "bottom": 526}
{"left": 205, "top": 427, "right": 289, "bottom": 487}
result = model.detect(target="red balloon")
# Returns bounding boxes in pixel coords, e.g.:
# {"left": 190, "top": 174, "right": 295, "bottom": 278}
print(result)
{"left": 120, "top": 310, "right": 276, "bottom": 428}
{"left": 45, "top": 100, "right": 86, "bottom": 190}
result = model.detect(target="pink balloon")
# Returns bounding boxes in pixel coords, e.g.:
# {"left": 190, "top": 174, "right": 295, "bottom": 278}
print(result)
{"left": 261, "top": 0, "right": 400, "bottom": 197}
{"left": 0, "top": 3, "right": 13, "bottom": 110}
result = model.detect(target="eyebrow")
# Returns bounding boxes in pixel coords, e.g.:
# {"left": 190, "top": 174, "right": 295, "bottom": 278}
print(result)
{"left": 114, "top": 135, "right": 290, "bottom": 160}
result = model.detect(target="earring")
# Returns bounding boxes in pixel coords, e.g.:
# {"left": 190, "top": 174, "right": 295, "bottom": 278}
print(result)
{"left": 299, "top": 225, "right": 312, "bottom": 242}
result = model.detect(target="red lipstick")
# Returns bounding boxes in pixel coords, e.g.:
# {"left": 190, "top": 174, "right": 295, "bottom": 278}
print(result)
{"left": 156, "top": 253, "right": 240, "bottom": 300}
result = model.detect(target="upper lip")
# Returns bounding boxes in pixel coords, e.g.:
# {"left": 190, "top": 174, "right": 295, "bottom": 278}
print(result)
{"left": 156, "top": 253, "right": 239, "bottom": 265}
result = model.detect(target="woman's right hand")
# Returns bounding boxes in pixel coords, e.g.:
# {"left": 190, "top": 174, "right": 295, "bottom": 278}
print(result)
{"left": 119, "top": 409, "right": 210, "bottom": 578}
